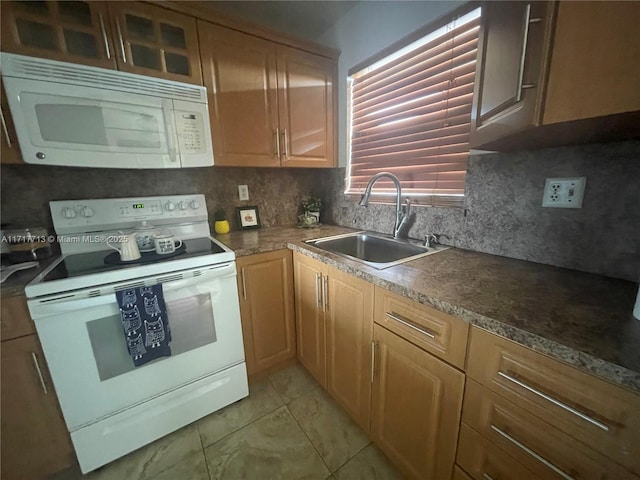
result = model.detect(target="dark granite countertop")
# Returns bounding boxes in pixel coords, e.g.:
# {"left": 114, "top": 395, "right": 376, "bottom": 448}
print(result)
{"left": 218, "top": 225, "right": 640, "bottom": 394}
{"left": 0, "top": 255, "right": 60, "bottom": 298}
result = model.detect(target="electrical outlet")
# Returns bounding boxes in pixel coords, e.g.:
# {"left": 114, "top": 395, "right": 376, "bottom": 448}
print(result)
{"left": 542, "top": 177, "right": 586, "bottom": 208}
{"left": 238, "top": 185, "right": 249, "bottom": 201}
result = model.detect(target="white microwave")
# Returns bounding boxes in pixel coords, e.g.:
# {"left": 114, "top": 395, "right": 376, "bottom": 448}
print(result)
{"left": 1, "top": 53, "right": 214, "bottom": 169}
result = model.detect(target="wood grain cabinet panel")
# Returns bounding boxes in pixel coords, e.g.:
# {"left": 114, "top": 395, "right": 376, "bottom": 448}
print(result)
{"left": 199, "top": 22, "right": 336, "bottom": 168}
{"left": 470, "top": 1, "right": 640, "bottom": 150}
{"left": 1, "top": 334, "right": 74, "bottom": 479}
{"left": 457, "top": 423, "right": 542, "bottom": 480}
{"left": 326, "top": 267, "right": 373, "bottom": 432}
{"left": 107, "top": 2, "right": 202, "bottom": 84}
{"left": 199, "top": 22, "right": 280, "bottom": 167}
{"left": 463, "top": 379, "right": 635, "bottom": 480}
{"left": 236, "top": 250, "right": 296, "bottom": 377}
{"left": 293, "top": 252, "right": 327, "bottom": 387}
{"left": 467, "top": 326, "right": 640, "bottom": 475}
{"left": 374, "top": 286, "right": 468, "bottom": 369}
{"left": 277, "top": 46, "right": 335, "bottom": 168}
{"left": 371, "top": 324, "right": 464, "bottom": 480}
{"left": 1, "top": 294, "right": 35, "bottom": 341}
{"left": 1, "top": 0, "right": 116, "bottom": 69}
{"left": 452, "top": 465, "right": 474, "bottom": 480}
{"left": 293, "top": 252, "right": 374, "bottom": 429}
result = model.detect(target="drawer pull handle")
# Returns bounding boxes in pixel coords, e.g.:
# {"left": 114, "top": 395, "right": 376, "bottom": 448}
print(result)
{"left": 491, "top": 425, "right": 574, "bottom": 480}
{"left": 497, "top": 371, "right": 609, "bottom": 431}
{"left": 370, "top": 340, "right": 376, "bottom": 383}
{"left": 482, "top": 475, "right": 496, "bottom": 480}
{"left": 31, "top": 352, "right": 48, "bottom": 395}
{"left": 314, "top": 272, "right": 320, "bottom": 308}
{"left": 385, "top": 312, "right": 436, "bottom": 339}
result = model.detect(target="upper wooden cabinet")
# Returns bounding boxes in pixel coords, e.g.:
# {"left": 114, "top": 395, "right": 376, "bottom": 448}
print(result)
{"left": 0, "top": 1, "right": 202, "bottom": 84}
{"left": 199, "top": 22, "right": 336, "bottom": 168}
{"left": 1, "top": 0, "right": 116, "bottom": 69}
{"left": 471, "top": 1, "right": 640, "bottom": 151}
{"left": 107, "top": 2, "right": 202, "bottom": 84}
{"left": 236, "top": 250, "right": 296, "bottom": 377}
{"left": 1, "top": 79, "right": 22, "bottom": 165}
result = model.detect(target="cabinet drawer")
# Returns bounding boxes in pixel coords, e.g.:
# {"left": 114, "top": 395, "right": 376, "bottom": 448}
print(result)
{"left": 1, "top": 295, "right": 35, "bottom": 341}
{"left": 457, "top": 423, "right": 541, "bottom": 480}
{"left": 467, "top": 327, "right": 640, "bottom": 474}
{"left": 463, "top": 379, "right": 635, "bottom": 480}
{"left": 373, "top": 287, "right": 468, "bottom": 369}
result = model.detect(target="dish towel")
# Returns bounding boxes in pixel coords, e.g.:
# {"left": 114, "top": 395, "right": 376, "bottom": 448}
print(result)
{"left": 116, "top": 284, "right": 172, "bottom": 367}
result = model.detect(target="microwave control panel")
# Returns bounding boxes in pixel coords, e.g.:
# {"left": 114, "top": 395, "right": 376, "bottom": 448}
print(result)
{"left": 176, "top": 112, "right": 206, "bottom": 154}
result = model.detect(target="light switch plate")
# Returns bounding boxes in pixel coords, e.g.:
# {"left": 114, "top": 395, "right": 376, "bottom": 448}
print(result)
{"left": 238, "top": 185, "right": 249, "bottom": 201}
{"left": 542, "top": 177, "right": 586, "bottom": 208}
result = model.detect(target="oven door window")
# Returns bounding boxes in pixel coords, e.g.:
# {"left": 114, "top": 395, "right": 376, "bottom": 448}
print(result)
{"left": 87, "top": 293, "right": 217, "bottom": 381}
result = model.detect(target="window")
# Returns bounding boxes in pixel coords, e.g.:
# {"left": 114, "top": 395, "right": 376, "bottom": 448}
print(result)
{"left": 346, "top": 6, "right": 481, "bottom": 206}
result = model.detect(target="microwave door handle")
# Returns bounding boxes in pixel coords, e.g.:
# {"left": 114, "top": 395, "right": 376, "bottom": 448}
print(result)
{"left": 162, "top": 101, "right": 179, "bottom": 166}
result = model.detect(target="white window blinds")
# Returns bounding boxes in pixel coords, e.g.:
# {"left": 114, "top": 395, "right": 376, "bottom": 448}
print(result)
{"left": 346, "top": 7, "right": 481, "bottom": 205}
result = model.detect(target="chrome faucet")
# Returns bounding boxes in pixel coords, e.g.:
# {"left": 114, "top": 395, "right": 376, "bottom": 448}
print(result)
{"left": 358, "top": 172, "right": 411, "bottom": 238}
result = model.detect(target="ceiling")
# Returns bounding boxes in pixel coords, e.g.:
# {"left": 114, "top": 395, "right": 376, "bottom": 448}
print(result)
{"left": 203, "top": 1, "right": 359, "bottom": 40}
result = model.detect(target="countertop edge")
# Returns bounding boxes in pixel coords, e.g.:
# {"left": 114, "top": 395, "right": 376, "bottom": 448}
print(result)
{"left": 284, "top": 242, "right": 640, "bottom": 394}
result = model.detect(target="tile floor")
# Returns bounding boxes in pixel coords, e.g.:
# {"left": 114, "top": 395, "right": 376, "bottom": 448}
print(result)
{"left": 52, "top": 364, "right": 404, "bottom": 480}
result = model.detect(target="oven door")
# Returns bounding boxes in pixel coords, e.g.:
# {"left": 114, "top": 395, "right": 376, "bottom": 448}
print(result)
{"left": 29, "top": 262, "right": 244, "bottom": 431}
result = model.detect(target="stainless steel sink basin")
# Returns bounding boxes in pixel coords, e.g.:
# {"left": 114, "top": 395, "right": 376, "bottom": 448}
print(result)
{"left": 305, "top": 231, "right": 448, "bottom": 269}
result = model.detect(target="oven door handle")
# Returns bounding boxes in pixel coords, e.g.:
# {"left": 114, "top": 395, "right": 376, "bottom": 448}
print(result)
{"left": 31, "top": 264, "right": 236, "bottom": 314}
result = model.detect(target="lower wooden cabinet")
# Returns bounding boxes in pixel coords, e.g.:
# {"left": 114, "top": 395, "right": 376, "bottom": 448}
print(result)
{"left": 293, "top": 252, "right": 374, "bottom": 430}
{"left": 370, "top": 324, "right": 465, "bottom": 480}
{"left": 236, "top": 250, "right": 296, "bottom": 377}
{"left": 1, "top": 334, "right": 74, "bottom": 479}
{"left": 293, "top": 252, "right": 327, "bottom": 387}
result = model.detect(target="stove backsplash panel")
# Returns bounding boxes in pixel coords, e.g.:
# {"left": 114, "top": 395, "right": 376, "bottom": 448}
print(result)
{"left": 2, "top": 140, "right": 638, "bottom": 281}
{"left": 0, "top": 166, "right": 333, "bottom": 233}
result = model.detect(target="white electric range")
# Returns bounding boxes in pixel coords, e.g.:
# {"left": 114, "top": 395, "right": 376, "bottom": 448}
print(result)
{"left": 26, "top": 195, "right": 248, "bottom": 473}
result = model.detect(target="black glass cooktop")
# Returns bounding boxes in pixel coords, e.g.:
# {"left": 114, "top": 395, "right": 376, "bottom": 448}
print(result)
{"left": 42, "top": 237, "right": 225, "bottom": 282}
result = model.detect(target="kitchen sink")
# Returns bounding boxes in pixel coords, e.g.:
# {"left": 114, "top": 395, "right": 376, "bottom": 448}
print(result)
{"left": 305, "top": 231, "right": 448, "bottom": 269}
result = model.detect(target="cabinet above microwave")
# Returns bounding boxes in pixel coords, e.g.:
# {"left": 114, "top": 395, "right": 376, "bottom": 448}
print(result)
{"left": 1, "top": 53, "right": 213, "bottom": 169}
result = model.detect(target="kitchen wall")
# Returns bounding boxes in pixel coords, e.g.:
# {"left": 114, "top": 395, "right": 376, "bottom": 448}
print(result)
{"left": 0, "top": 165, "right": 334, "bottom": 232}
{"left": 323, "top": 140, "right": 640, "bottom": 282}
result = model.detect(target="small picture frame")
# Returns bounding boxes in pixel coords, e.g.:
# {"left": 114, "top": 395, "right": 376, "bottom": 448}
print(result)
{"left": 236, "top": 206, "right": 261, "bottom": 230}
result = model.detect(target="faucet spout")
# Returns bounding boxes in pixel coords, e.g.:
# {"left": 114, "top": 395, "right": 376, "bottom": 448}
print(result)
{"left": 358, "top": 172, "right": 408, "bottom": 238}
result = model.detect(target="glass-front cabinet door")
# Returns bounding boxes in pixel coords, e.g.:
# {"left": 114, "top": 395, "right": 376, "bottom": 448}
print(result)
{"left": 107, "top": 3, "right": 202, "bottom": 85}
{"left": 0, "top": 0, "right": 116, "bottom": 69}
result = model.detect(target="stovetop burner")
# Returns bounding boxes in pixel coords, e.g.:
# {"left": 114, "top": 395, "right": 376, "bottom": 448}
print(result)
{"left": 41, "top": 237, "right": 225, "bottom": 283}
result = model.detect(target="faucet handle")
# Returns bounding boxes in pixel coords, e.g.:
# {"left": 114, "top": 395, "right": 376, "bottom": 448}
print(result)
{"left": 423, "top": 234, "right": 439, "bottom": 248}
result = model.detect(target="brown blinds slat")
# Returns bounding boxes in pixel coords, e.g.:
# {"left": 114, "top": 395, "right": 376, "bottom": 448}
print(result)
{"left": 347, "top": 7, "right": 481, "bottom": 201}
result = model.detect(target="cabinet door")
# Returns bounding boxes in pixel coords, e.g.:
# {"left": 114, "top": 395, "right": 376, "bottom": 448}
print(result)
{"left": 371, "top": 324, "right": 464, "bottom": 480}
{"left": 543, "top": 1, "right": 640, "bottom": 124}
{"left": 1, "top": 80, "right": 22, "bottom": 165}
{"left": 108, "top": 3, "right": 202, "bottom": 84}
{"left": 277, "top": 46, "right": 336, "bottom": 168}
{"left": 236, "top": 250, "right": 296, "bottom": 377}
{"left": 0, "top": 295, "right": 34, "bottom": 341}
{"left": 1, "top": 335, "right": 74, "bottom": 479}
{"left": 326, "top": 266, "right": 374, "bottom": 432}
{"left": 0, "top": 0, "right": 116, "bottom": 69}
{"left": 199, "top": 22, "right": 280, "bottom": 167}
{"left": 470, "top": 1, "right": 554, "bottom": 148}
{"left": 293, "top": 252, "right": 326, "bottom": 387}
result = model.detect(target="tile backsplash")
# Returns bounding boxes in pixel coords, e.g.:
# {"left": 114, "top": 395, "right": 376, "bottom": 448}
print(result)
{"left": 2, "top": 140, "right": 638, "bottom": 281}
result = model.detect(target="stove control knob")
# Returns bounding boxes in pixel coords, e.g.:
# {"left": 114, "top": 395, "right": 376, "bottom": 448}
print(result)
{"left": 190, "top": 200, "right": 200, "bottom": 210}
{"left": 61, "top": 207, "right": 76, "bottom": 219}
{"left": 164, "top": 201, "right": 176, "bottom": 212}
{"left": 178, "top": 201, "right": 189, "bottom": 210}
{"left": 80, "top": 206, "right": 94, "bottom": 218}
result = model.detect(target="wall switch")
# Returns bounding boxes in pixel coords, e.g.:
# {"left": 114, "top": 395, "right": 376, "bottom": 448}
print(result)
{"left": 542, "top": 177, "right": 586, "bottom": 208}
{"left": 238, "top": 185, "right": 249, "bottom": 201}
